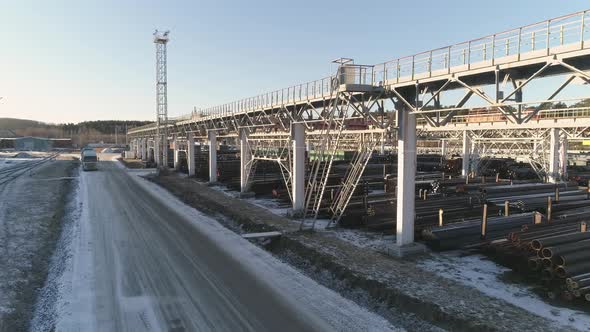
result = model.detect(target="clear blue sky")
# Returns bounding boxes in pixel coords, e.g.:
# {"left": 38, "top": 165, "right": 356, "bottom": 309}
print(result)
{"left": 0, "top": 0, "right": 587, "bottom": 123}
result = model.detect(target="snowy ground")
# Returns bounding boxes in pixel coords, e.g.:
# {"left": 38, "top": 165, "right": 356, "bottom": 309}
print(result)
{"left": 0, "top": 151, "right": 79, "bottom": 171}
{"left": 208, "top": 179, "right": 590, "bottom": 331}
{"left": 0, "top": 158, "right": 29, "bottom": 170}
{"left": 209, "top": 183, "right": 335, "bottom": 229}
{"left": 42, "top": 159, "right": 400, "bottom": 331}
{"left": 208, "top": 182, "right": 393, "bottom": 247}
{"left": 419, "top": 252, "right": 590, "bottom": 331}
{"left": 0, "top": 160, "right": 77, "bottom": 330}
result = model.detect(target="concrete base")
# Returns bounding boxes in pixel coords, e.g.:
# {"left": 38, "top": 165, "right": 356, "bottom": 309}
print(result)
{"left": 286, "top": 209, "right": 305, "bottom": 219}
{"left": 239, "top": 191, "right": 255, "bottom": 198}
{"left": 385, "top": 242, "right": 428, "bottom": 258}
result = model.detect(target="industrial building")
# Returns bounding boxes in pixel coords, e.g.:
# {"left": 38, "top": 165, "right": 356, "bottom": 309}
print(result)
{"left": 0, "top": 136, "right": 72, "bottom": 151}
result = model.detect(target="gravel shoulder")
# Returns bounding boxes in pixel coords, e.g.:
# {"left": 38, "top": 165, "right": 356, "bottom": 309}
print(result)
{"left": 0, "top": 159, "right": 78, "bottom": 332}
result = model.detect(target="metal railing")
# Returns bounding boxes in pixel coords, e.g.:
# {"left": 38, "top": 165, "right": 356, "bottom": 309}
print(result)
{"left": 148, "top": 9, "right": 589, "bottom": 128}
{"left": 416, "top": 106, "right": 590, "bottom": 126}
{"left": 375, "top": 10, "right": 589, "bottom": 84}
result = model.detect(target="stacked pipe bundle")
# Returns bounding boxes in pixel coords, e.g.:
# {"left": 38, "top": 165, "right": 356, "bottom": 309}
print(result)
{"left": 568, "top": 166, "right": 590, "bottom": 186}
{"left": 366, "top": 194, "right": 489, "bottom": 233}
{"left": 482, "top": 182, "right": 588, "bottom": 213}
{"left": 486, "top": 219, "right": 590, "bottom": 302}
{"left": 421, "top": 212, "right": 535, "bottom": 250}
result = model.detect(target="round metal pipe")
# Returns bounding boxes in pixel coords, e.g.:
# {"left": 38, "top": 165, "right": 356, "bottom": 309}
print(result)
{"left": 555, "top": 262, "right": 590, "bottom": 278}
{"left": 531, "top": 232, "right": 590, "bottom": 250}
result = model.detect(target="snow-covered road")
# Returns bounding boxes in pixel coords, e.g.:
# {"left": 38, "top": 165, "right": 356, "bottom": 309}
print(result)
{"left": 55, "top": 160, "right": 399, "bottom": 331}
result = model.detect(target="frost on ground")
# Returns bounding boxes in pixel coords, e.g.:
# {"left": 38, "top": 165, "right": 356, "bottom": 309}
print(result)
{"left": 46, "top": 160, "right": 400, "bottom": 331}
{"left": 0, "top": 158, "right": 28, "bottom": 170}
{"left": 0, "top": 160, "right": 76, "bottom": 331}
{"left": 208, "top": 182, "right": 395, "bottom": 248}
{"left": 419, "top": 252, "right": 590, "bottom": 331}
{"left": 29, "top": 167, "right": 82, "bottom": 331}
{"left": 50, "top": 168, "right": 98, "bottom": 331}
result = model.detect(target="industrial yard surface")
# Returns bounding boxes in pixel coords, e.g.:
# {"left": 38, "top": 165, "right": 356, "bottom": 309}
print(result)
{"left": 3, "top": 2, "right": 590, "bottom": 331}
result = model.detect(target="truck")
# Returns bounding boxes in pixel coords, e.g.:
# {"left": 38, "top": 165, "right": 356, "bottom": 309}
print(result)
{"left": 82, "top": 149, "right": 98, "bottom": 171}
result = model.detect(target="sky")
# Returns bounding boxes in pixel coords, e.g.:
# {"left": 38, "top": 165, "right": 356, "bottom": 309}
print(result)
{"left": 0, "top": 0, "right": 587, "bottom": 123}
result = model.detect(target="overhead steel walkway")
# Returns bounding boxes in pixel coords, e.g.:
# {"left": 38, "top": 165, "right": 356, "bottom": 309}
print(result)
{"left": 128, "top": 10, "right": 590, "bottom": 254}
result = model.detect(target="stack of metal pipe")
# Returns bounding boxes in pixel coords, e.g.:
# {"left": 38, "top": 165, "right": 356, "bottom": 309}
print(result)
{"left": 421, "top": 212, "right": 534, "bottom": 250}
{"left": 485, "top": 218, "right": 590, "bottom": 302}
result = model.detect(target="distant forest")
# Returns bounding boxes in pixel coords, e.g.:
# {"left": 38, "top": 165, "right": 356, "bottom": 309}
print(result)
{"left": 0, "top": 118, "right": 153, "bottom": 147}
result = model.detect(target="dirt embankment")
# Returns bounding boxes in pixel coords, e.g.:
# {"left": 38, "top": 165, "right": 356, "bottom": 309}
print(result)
{"left": 0, "top": 160, "right": 78, "bottom": 332}
{"left": 149, "top": 172, "right": 575, "bottom": 332}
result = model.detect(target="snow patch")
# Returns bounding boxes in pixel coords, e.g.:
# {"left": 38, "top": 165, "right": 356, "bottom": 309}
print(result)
{"left": 419, "top": 252, "right": 590, "bottom": 331}
{"left": 29, "top": 168, "right": 81, "bottom": 331}
{"left": 51, "top": 168, "right": 99, "bottom": 331}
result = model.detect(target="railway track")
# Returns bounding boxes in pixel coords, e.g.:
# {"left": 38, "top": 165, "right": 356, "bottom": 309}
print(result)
{"left": 0, "top": 153, "right": 60, "bottom": 187}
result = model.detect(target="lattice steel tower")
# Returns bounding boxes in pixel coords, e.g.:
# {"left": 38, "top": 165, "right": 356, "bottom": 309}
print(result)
{"left": 153, "top": 30, "right": 169, "bottom": 167}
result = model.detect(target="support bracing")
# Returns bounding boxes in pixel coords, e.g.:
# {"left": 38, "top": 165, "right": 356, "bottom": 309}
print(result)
{"left": 462, "top": 131, "right": 471, "bottom": 177}
{"left": 240, "top": 129, "right": 253, "bottom": 193}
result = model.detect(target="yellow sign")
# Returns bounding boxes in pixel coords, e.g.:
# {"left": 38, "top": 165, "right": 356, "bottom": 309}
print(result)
{"left": 584, "top": 141, "right": 590, "bottom": 146}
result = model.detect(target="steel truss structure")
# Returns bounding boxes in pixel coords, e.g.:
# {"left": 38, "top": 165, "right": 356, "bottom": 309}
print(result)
{"left": 129, "top": 10, "right": 590, "bottom": 231}
{"left": 154, "top": 30, "right": 170, "bottom": 167}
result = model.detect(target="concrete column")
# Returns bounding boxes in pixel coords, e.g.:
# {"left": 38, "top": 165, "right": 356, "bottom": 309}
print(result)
{"left": 440, "top": 140, "right": 447, "bottom": 158}
{"left": 292, "top": 123, "right": 306, "bottom": 214}
{"left": 560, "top": 134, "right": 568, "bottom": 180}
{"left": 380, "top": 132, "right": 385, "bottom": 155}
{"left": 396, "top": 110, "right": 417, "bottom": 247}
{"left": 240, "top": 130, "right": 251, "bottom": 193}
{"left": 208, "top": 131, "right": 217, "bottom": 183}
{"left": 549, "top": 128, "right": 560, "bottom": 183}
{"left": 173, "top": 138, "right": 180, "bottom": 170}
{"left": 187, "top": 133, "right": 195, "bottom": 176}
{"left": 161, "top": 135, "right": 168, "bottom": 169}
{"left": 141, "top": 139, "right": 147, "bottom": 161}
{"left": 462, "top": 131, "right": 471, "bottom": 177}
{"left": 155, "top": 137, "right": 161, "bottom": 166}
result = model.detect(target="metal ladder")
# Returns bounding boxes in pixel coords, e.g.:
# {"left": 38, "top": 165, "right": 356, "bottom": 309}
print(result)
{"left": 328, "top": 134, "right": 380, "bottom": 226}
{"left": 300, "top": 89, "right": 349, "bottom": 230}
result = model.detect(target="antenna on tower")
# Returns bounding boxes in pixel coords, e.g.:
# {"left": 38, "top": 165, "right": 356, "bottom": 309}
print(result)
{"left": 153, "top": 29, "right": 170, "bottom": 168}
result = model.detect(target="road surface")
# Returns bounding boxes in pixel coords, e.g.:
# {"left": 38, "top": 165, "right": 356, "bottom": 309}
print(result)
{"left": 57, "top": 158, "right": 397, "bottom": 331}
